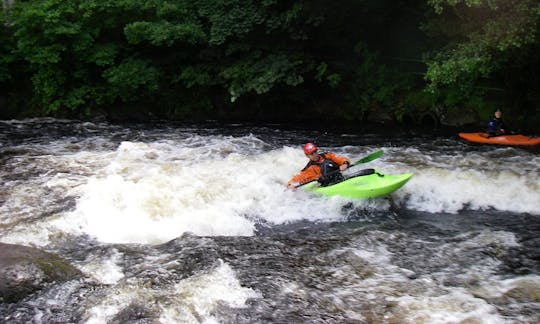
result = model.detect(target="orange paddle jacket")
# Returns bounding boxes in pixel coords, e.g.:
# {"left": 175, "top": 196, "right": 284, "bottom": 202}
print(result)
{"left": 288, "top": 152, "right": 350, "bottom": 187}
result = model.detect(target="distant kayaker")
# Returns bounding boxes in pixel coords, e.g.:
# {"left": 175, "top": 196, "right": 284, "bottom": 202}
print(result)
{"left": 486, "top": 109, "right": 507, "bottom": 137}
{"left": 287, "top": 142, "right": 350, "bottom": 190}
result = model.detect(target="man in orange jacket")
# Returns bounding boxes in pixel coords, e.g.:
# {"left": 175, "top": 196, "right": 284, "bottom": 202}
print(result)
{"left": 287, "top": 142, "right": 350, "bottom": 190}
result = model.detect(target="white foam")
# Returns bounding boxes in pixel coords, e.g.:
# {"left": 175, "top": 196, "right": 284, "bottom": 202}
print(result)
{"left": 0, "top": 224, "right": 54, "bottom": 248}
{"left": 311, "top": 229, "right": 523, "bottom": 323}
{"left": 83, "top": 289, "right": 139, "bottom": 324}
{"left": 76, "top": 248, "right": 125, "bottom": 284}
{"left": 399, "top": 167, "right": 540, "bottom": 214}
{"left": 472, "top": 274, "right": 540, "bottom": 300}
{"left": 390, "top": 290, "right": 503, "bottom": 323}
{"left": 389, "top": 230, "right": 523, "bottom": 323}
{"left": 82, "top": 261, "right": 260, "bottom": 324}
{"left": 53, "top": 143, "right": 357, "bottom": 244}
{"left": 160, "top": 261, "right": 261, "bottom": 323}
{"left": 378, "top": 146, "right": 540, "bottom": 215}
{"left": 4, "top": 136, "right": 539, "bottom": 247}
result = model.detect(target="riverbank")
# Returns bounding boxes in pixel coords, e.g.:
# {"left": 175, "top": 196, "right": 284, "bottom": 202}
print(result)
{"left": 2, "top": 99, "right": 537, "bottom": 136}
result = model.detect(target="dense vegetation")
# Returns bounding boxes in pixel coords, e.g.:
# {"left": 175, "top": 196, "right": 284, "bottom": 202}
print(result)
{"left": 1, "top": 0, "right": 539, "bottom": 129}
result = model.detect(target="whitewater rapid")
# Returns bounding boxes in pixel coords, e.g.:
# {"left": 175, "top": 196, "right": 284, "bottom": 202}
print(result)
{"left": 1, "top": 119, "right": 539, "bottom": 323}
{"left": 1, "top": 120, "right": 539, "bottom": 246}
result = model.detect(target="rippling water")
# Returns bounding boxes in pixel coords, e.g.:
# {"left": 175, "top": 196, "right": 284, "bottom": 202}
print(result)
{"left": 1, "top": 119, "right": 539, "bottom": 323}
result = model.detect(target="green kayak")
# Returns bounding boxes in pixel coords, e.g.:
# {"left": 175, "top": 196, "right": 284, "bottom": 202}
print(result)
{"left": 301, "top": 169, "right": 412, "bottom": 199}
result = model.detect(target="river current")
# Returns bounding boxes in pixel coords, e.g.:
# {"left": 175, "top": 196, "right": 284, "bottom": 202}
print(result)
{"left": 0, "top": 118, "right": 539, "bottom": 323}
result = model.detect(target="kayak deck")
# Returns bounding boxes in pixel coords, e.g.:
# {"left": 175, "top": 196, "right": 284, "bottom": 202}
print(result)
{"left": 458, "top": 132, "right": 540, "bottom": 146}
{"left": 301, "top": 169, "right": 412, "bottom": 199}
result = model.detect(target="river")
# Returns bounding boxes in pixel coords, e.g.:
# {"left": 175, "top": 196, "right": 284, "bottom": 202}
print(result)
{"left": 1, "top": 118, "right": 539, "bottom": 323}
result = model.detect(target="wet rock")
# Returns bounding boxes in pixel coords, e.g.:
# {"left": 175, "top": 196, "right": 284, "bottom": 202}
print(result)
{"left": 437, "top": 105, "right": 479, "bottom": 127}
{"left": 0, "top": 243, "right": 82, "bottom": 303}
{"left": 111, "top": 302, "right": 160, "bottom": 323}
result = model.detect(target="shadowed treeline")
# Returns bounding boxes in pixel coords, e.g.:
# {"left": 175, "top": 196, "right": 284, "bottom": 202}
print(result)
{"left": 1, "top": 1, "right": 539, "bottom": 130}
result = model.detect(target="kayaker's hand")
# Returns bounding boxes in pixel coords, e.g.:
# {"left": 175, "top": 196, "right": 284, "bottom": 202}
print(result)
{"left": 287, "top": 182, "right": 300, "bottom": 190}
{"left": 339, "top": 163, "right": 349, "bottom": 171}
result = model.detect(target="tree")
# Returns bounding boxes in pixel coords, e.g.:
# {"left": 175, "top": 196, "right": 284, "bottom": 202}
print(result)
{"left": 4, "top": 0, "right": 333, "bottom": 115}
{"left": 423, "top": 0, "right": 540, "bottom": 93}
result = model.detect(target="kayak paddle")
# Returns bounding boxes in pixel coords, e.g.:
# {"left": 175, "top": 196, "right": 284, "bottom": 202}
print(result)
{"left": 348, "top": 149, "right": 383, "bottom": 167}
{"left": 293, "top": 149, "right": 383, "bottom": 188}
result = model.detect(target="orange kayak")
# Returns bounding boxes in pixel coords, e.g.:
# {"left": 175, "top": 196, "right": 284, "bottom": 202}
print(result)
{"left": 458, "top": 132, "right": 540, "bottom": 146}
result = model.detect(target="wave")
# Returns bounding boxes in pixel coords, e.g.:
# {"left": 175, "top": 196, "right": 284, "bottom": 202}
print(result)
{"left": 2, "top": 126, "right": 538, "bottom": 245}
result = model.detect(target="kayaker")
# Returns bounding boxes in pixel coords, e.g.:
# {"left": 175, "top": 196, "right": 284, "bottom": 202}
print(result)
{"left": 486, "top": 109, "right": 507, "bottom": 137}
{"left": 287, "top": 142, "right": 350, "bottom": 190}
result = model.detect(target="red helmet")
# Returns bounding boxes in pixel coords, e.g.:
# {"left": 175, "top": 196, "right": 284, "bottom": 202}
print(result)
{"left": 302, "top": 142, "right": 318, "bottom": 154}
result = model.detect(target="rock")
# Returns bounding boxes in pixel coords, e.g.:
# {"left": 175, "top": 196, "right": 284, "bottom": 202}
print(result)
{"left": 0, "top": 243, "right": 82, "bottom": 303}
{"left": 438, "top": 105, "right": 479, "bottom": 127}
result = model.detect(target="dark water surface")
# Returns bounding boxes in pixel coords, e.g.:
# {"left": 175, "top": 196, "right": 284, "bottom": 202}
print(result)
{"left": 1, "top": 119, "right": 539, "bottom": 323}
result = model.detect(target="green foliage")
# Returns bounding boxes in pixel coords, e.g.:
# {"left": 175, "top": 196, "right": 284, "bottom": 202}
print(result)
{"left": 197, "top": 0, "right": 266, "bottom": 45}
{"left": 424, "top": 0, "right": 540, "bottom": 93}
{"left": 84, "top": 43, "right": 119, "bottom": 67}
{"left": 315, "top": 63, "right": 341, "bottom": 89}
{"left": 30, "top": 67, "right": 66, "bottom": 112}
{"left": 343, "top": 43, "right": 412, "bottom": 120}
{"left": 404, "top": 89, "right": 437, "bottom": 108}
{"left": 424, "top": 43, "right": 492, "bottom": 92}
{"left": 124, "top": 21, "right": 205, "bottom": 46}
{"left": 2, "top": 0, "right": 331, "bottom": 115}
{"left": 427, "top": 0, "right": 484, "bottom": 14}
{"left": 1, "top": 0, "right": 538, "bottom": 125}
{"left": 0, "top": 11, "right": 14, "bottom": 83}
{"left": 6, "top": 0, "right": 128, "bottom": 112}
{"left": 103, "top": 58, "right": 160, "bottom": 102}
{"left": 221, "top": 53, "right": 304, "bottom": 102}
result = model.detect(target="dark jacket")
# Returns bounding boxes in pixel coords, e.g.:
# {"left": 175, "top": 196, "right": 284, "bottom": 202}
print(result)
{"left": 487, "top": 117, "right": 506, "bottom": 136}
